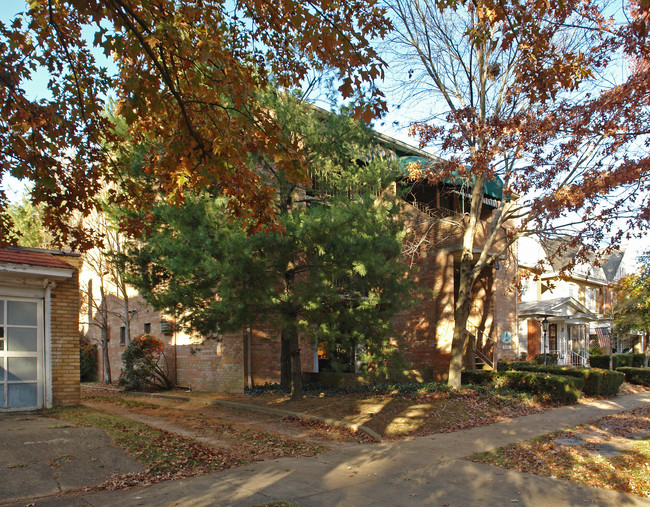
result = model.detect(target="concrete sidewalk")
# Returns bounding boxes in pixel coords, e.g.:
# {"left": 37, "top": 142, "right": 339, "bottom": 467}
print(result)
{"left": 0, "top": 414, "right": 143, "bottom": 504}
{"left": 20, "top": 391, "right": 650, "bottom": 507}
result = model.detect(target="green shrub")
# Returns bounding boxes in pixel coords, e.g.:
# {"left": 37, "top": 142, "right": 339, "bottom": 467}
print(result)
{"left": 119, "top": 334, "right": 173, "bottom": 391}
{"left": 80, "top": 342, "right": 97, "bottom": 382}
{"left": 617, "top": 367, "right": 650, "bottom": 387}
{"left": 601, "top": 370, "right": 625, "bottom": 395}
{"left": 496, "top": 361, "right": 530, "bottom": 372}
{"left": 534, "top": 353, "right": 558, "bottom": 365}
{"left": 614, "top": 354, "right": 634, "bottom": 368}
{"left": 590, "top": 353, "right": 646, "bottom": 370}
{"left": 502, "top": 363, "right": 624, "bottom": 396}
{"left": 462, "top": 369, "right": 582, "bottom": 403}
{"left": 498, "top": 371, "right": 583, "bottom": 403}
{"left": 461, "top": 370, "right": 496, "bottom": 385}
{"left": 589, "top": 346, "right": 602, "bottom": 356}
{"left": 589, "top": 354, "right": 611, "bottom": 369}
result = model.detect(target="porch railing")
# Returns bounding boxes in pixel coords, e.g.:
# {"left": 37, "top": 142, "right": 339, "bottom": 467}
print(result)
{"left": 467, "top": 321, "right": 496, "bottom": 371}
{"left": 550, "top": 349, "right": 589, "bottom": 368}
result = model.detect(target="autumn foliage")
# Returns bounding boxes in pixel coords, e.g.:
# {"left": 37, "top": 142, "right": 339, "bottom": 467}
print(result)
{"left": 119, "top": 333, "right": 171, "bottom": 390}
{"left": 0, "top": 0, "right": 391, "bottom": 248}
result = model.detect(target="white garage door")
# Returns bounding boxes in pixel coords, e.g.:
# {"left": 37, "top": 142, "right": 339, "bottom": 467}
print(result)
{"left": 0, "top": 298, "right": 44, "bottom": 410}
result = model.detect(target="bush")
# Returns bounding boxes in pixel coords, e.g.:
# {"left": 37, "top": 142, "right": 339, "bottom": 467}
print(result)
{"left": 80, "top": 342, "right": 97, "bottom": 382}
{"left": 631, "top": 354, "right": 647, "bottom": 367}
{"left": 119, "top": 334, "right": 173, "bottom": 391}
{"left": 501, "top": 363, "right": 624, "bottom": 396}
{"left": 590, "top": 353, "right": 647, "bottom": 370}
{"left": 589, "top": 354, "right": 611, "bottom": 369}
{"left": 589, "top": 346, "right": 602, "bottom": 356}
{"left": 617, "top": 367, "right": 650, "bottom": 387}
{"left": 534, "top": 353, "right": 558, "bottom": 365}
{"left": 496, "top": 360, "right": 530, "bottom": 372}
{"left": 497, "top": 371, "right": 583, "bottom": 403}
{"left": 462, "top": 369, "right": 583, "bottom": 403}
{"left": 461, "top": 370, "right": 496, "bottom": 385}
{"left": 601, "top": 370, "right": 626, "bottom": 395}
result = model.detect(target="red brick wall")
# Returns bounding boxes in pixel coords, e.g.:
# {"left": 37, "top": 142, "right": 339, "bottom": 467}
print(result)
{"left": 393, "top": 250, "right": 456, "bottom": 380}
{"left": 89, "top": 292, "right": 316, "bottom": 391}
{"left": 85, "top": 202, "right": 515, "bottom": 390}
{"left": 396, "top": 205, "right": 517, "bottom": 379}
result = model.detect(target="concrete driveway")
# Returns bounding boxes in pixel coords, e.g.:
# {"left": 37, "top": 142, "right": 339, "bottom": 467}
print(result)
{"left": 0, "top": 413, "right": 143, "bottom": 504}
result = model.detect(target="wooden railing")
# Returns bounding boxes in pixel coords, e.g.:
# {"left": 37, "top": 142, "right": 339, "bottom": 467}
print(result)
{"left": 467, "top": 321, "right": 496, "bottom": 371}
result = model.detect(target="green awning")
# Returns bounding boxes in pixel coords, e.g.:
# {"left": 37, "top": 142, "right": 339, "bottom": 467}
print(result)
{"left": 398, "top": 156, "right": 504, "bottom": 200}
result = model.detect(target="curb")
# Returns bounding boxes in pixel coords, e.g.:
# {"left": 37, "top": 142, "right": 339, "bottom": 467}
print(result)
{"left": 211, "top": 399, "right": 383, "bottom": 442}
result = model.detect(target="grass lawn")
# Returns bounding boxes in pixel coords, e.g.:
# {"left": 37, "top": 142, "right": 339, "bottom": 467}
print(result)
{"left": 51, "top": 401, "right": 324, "bottom": 489}
{"left": 469, "top": 405, "right": 650, "bottom": 498}
{"left": 84, "top": 382, "right": 556, "bottom": 441}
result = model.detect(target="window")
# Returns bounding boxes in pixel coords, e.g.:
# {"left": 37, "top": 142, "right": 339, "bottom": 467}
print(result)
{"left": 120, "top": 326, "right": 126, "bottom": 346}
{"left": 586, "top": 288, "right": 598, "bottom": 312}
{"left": 144, "top": 323, "right": 151, "bottom": 334}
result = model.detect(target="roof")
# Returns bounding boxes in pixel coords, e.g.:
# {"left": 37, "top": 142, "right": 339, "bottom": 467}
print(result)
{"left": 519, "top": 297, "right": 597, "bottom": 321}
{"left": 397, "top": 156, "right": 505, "bottom": 200}
{"left": 0, "top": 247, "right": 77, "bottom": 271}
{"left": 541, "top": 238, "right": 625, "bottom": 283}
{"left": 601, "top": 249, "right": 625, "bottom": 282}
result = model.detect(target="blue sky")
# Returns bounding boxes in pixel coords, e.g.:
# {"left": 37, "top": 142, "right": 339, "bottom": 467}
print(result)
{"left": 0, "top": 0, "right": 646, "bottom": 259}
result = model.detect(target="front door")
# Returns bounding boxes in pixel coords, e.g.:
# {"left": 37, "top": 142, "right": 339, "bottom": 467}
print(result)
{"left": 0, "top": 298, "right": 44, "bottom": 410}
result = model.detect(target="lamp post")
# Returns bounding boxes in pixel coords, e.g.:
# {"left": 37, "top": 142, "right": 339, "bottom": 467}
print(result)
{"left": 542, "top": 316, "right": 550, "bottom": 365}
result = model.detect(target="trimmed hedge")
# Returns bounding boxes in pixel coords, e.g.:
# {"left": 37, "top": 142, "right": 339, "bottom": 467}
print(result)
{"left": 590, "top": 353, "right": 647, "bottom": 370}
{"left": 617, "top": 367, "right": 650, "bottom": 387}
{"left": 461, "top": 370, "right": 496, "bottom": 385}
{"left": 495, "top": 363, "right": 625, "bottom": 396}
{"left": 496, "top": 360, "right": 531, "bottom": 372}
{"left": 462, "top": 370, "right": 583, "bottom": 403}
{"left": 533, "top": 353, "right": 559, "bottom": 365}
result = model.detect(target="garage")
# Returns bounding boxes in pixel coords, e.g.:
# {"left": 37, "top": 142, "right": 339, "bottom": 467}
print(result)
{"left": 0, "top": 297, "right": 43, "bottom": 409}
{"left": 0, "top": 247, "right": 81, "bottom": 411}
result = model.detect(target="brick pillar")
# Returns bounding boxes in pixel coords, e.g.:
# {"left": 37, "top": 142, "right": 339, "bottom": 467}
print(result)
{"left": 50, "top": 254, "right": 81, "bottom": 407}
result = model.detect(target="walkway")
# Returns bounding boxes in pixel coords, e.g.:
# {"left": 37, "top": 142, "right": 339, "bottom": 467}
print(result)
{"left": 13, "top": 392, "right": 650, "bottom": 506}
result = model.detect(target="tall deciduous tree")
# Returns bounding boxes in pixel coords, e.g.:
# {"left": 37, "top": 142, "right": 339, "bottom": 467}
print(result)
{"left": 613, "top": 254, "right": 650, "bottom": 367}
{"left": 82, "top": 202, "right": 136, "bottom": 383}
{"left": 0, "top": 0, "right": 391, "bottom": 249}
{"left": 122, "top": 93, "right": 411, "bottom": 399}
{"left": 385, "top": 0, "right": 650, "bottom": 387}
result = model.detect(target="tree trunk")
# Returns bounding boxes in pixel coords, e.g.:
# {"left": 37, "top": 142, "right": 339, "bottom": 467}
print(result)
{"left": 122, "top": 292, "right": 131, "bottom": 345}
{"left": 281, "top": 266, "right": 302, "bottom": 398}
{"left": 280, "top": 326, "right": 292, "bottom": 389}
{"left": 101, "top": 326, "right": 111, "bottom": 384}
{"left": 286, "top": 310, "right": 303, "bottom": 400}
{"left": 447, "top": 173, "right": 484, "bottom": 389}
{"left": 100, "top": 291, "right": 111, "bottom": 384}
{"left": 644, "top": 333, "right": 649, "bottom": 368}
{"left": 449, "top": 251, "right": 474, "bottom": 389}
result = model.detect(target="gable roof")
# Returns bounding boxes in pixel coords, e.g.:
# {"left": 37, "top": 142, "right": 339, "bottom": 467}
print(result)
{"left": 519, "top": 296, "right": 597, "bottom": 321}
{"left": 540, "top": 238, "right": 608, "bottom": 283}
{"left": 601, "top": 249, "right": 625, "bottom": 282}
{"left": 0, "top": 247, "right": 77, "bottom": 271}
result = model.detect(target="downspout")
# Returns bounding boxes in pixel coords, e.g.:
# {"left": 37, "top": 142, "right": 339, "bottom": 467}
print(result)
{"left": 514, "top": 241, "right": 520, "bottom": 360}
{"left": 44, "top": 280, "right": 54, "bottom": 409}
{"left": 246, "top": 325, "right": 253, "bottom": 389}
{"left": 173, "top": 319, "right": 178, "bottom": 386}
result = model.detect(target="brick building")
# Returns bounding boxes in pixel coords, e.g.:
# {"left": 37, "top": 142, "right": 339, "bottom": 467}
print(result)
{"left": 85, "top": 135, "right": 518, "bottom": 389}
{"left": 0, "top": 247, "right": 81, "bottom": 411}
